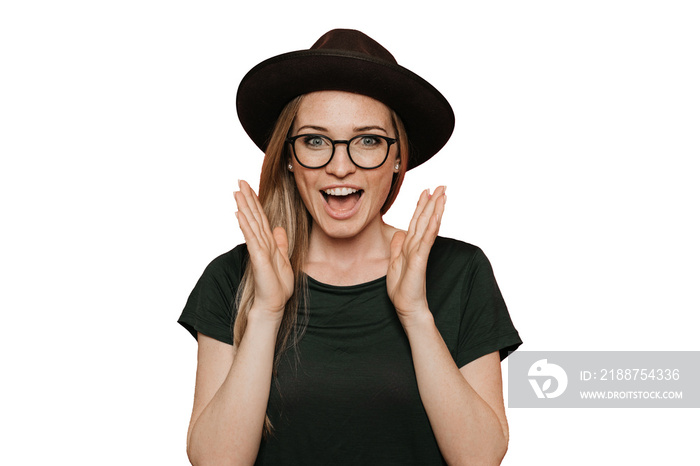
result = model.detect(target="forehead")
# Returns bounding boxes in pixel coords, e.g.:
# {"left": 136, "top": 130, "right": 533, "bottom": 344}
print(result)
{"left": 294, "top": 91, "right": 393, "bottom": 130}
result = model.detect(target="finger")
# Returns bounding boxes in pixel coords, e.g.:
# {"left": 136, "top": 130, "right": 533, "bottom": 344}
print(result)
{"left": 233, "top": 190, "right": 257, "bottom": 235}
{"left": 419, "top": 186, "right": 445, "bottom": 224}
{"left": 238, "top": 180, "right": 269, "bottom": 243}
{"left": 408, "top": 186, "right": 445, "bottom": 251}
{"left": 427, "top": 186, "right": 446, "bottom": 226}
{"left": 416, "top": 195, "right": 444, "bottom": 258}
{"left": 272, "top": 227, "right": 290, "bottom": 260}
{"left": 234, "top": 186, "right": 268, "bottom": 247}
{"left": 406, "top": 189, "right": 430, "bottom": 241}
{"left": 389, "top": 230, "right": 407, "bottom": 263}
{"left": 235, "top": 196, "right": 276, "bottom": 261}
{"left": 436, "top": 190, "right": 446, "bottom": 224}
{"left": 242, "top": 179, "right": 274, "bottom": 239}
{"left": 238, "top": 180, "right": 263, "bottom": 224}
{"left": 234, "top": 207, "right": 264, "bottom": 254}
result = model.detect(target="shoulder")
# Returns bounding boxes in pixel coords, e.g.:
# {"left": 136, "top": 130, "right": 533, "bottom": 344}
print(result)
{"left": 430, "top": 236, "right": 482, "bottom": 255}
{"left": 178, "top": 244, "right": 249, "bottom": 344}
{"left": 426, "top": 237, "right": 521, "bottom": 364}
{"left": 427, "top": 236, "right": 488, "bottom": 273}
{"left": 191, "top": 243, "right": 250, "bottom": 302}
{"left": 201, "top": 243, "right": 249, "bottom": 281}
{"left": 426, "top": 236, "right": 499, "bottom": 295}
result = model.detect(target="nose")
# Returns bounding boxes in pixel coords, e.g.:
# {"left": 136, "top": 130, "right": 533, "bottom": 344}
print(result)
{"left": 325, "top": 143, "right": 356, "bottom": 178}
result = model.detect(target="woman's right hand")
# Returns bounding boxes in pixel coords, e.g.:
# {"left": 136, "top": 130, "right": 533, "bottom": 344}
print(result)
{"left": 234, "top": 180, "right": 294, "bottom": 319}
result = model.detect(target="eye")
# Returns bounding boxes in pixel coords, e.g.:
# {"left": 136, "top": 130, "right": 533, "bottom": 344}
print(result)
{"left": 302, "top": 135, "right": 330, "bottom": 149}
{"left": 356, "top": 135, "right": 381, "bottom": 148}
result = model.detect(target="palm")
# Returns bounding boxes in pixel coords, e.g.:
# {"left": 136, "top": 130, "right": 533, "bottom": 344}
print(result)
{"left": 250, "top": 227, "right": 294, "bottom": 312}
{"left": 386, "top": 187, "right": 446, "bottom": 320}
{"left": 387, "top": 234, "right": 428, "bottom": 314}
{"left": 235, "top": 180, "right": 294, "bottom": 315}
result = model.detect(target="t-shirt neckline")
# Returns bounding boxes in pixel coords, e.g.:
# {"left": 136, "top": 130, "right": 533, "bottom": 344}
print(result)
{"left": 304, "top": 273, "right": 387, "bottom": 291}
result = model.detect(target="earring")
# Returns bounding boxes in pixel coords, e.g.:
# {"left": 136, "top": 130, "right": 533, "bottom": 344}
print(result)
{"left": 288, "top": 163, "right": 293, "bottom": 171}
{"left": 394, "top": 161, "right": 400, "bottom": 172}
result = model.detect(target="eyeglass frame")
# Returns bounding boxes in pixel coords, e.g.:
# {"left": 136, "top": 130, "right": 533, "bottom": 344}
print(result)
{"left": 286, "top": 133, "right": 398, "bottom": 170}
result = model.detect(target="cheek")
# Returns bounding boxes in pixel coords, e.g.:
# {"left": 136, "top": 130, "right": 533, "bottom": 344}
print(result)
{"left": 371, "top": 170, "right": 396, "bottom": 205}
{"left": 292, "top": 172, "right": 317, "bottom": 210}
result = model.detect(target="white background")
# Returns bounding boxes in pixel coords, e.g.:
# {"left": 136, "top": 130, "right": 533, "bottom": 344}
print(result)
{"left": 1, "top": 1, "right": 698, "bottom": 464}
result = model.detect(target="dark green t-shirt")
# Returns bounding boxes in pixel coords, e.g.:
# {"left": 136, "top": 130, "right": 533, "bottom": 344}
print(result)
{"left": 179, "top": 236, "right": 522, "bottom": 465}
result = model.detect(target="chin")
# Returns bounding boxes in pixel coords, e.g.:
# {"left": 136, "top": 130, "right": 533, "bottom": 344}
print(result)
{"left": 317, "top": 220, "right": 363, "bottom": 239}
{"left": 314, "top": 211, "right": 374, "bottom": 240}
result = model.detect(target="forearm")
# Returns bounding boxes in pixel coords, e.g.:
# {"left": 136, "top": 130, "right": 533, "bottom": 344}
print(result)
{"left": 403, "top": 312, "right": 508, "bottom": 465}
{"left": 188, "top": 311, "right": 280, "bottom": 465}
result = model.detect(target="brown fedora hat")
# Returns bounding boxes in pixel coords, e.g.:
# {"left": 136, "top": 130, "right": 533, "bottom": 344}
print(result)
{"left": 236, "top": 29, "right": 455, "bottom": 170}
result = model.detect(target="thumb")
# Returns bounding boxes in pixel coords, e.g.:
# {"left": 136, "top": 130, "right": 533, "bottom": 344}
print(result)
{"left": 389, "top": 230, "right": 406, "bottom": 262}
{"left": 272, "top": 227, "right": 290, "bottom": 258}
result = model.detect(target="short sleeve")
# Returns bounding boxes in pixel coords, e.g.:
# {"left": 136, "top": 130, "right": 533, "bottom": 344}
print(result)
{"left": 177, "top": 244, "right": 248, "bottom": 345}
{"left": 455, "top": 246, "right": 522, "bottom": 367}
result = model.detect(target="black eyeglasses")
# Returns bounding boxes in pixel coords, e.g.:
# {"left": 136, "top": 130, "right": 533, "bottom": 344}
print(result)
{"left": 286, "top": 134, "right": 397, "bottom": 169}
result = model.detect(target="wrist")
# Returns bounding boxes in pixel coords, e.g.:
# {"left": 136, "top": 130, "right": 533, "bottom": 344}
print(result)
{"left": 247, "top": 305, "right": 285, "bottom": 330}
{"left": 397, "top": 306, "right": 435, "bottom": 331}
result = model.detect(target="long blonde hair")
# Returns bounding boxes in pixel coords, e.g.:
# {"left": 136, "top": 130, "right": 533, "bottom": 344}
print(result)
{"left": 232, "top": 94, "right": 410, "bottom": 430}
{"left": 232, "top": 96, "right": 309, "bottom": 366}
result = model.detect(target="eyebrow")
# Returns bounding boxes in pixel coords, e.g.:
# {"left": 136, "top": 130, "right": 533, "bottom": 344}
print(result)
{"left": 296, "top": 125, "right": 328, "bottom": 133}
{"left": 354, "top": 125, "right": 388, "bottom": 134}
{"left": 295, "top": 125, "right": 388, "bottom": 134}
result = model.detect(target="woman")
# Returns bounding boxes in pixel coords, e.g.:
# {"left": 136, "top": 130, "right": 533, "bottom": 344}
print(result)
{"left": 179, "top": 29, "right": 522, "bottom": 465}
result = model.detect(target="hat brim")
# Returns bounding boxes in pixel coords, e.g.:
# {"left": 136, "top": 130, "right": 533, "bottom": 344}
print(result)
{"left": 236, "top": 50, "right": 454, "bottom": 170}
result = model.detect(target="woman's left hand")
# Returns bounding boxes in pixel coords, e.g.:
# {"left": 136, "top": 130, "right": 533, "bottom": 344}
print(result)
{"left": 386, "top": 186, "right": 446, "bottom": 325}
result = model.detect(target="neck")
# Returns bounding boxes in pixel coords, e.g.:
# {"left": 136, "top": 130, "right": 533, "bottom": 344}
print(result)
{"left": 305, "top": 217, "right": 398, "bottom": 285}
{"left": 309, "top": 217, "right": 394, "bottom": 262}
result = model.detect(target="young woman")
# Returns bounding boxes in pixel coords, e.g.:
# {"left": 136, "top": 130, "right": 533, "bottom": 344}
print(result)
{"left": 179, "top": 29, "right": 522, "bottom": 465}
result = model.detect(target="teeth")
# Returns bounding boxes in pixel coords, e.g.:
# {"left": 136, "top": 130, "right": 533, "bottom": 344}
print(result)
{"left": 324, "top": 187, "right": 358, "bottom": 196}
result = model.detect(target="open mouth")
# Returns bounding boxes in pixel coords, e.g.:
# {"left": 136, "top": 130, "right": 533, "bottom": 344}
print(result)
{"left": 321, "top": 187, "right": 364, "bottom": 213}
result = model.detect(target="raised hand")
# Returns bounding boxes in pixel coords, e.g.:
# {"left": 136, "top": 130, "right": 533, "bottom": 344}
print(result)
{"left": 234, "top": 180, "right": 294, "bottom": 319}
{"left": 386, "top": 186, "right": 446, "bottom": 324}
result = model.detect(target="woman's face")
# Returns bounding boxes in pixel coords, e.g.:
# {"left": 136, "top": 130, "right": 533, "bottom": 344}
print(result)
{"left": 290, "top": 91, "right": 399, "bottom": 240}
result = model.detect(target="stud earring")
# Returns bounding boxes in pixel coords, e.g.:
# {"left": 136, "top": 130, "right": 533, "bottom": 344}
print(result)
{"left": 394, "top": 161, "right": 400, "bottom": 171}
{"left": 288, "top": 163, "right": 293, "bottom": 171}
